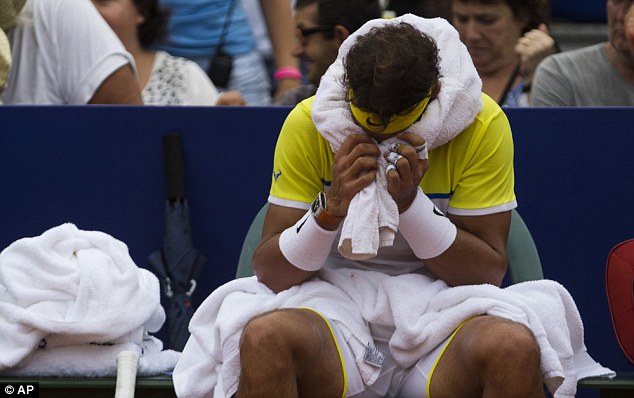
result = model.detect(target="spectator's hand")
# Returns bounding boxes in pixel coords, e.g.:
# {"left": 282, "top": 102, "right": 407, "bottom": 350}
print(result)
{"left": 626, "top": 4, "right": 634, "bottom": 53}
{"left": 215, "top": 90, "right": 246, "bottom": 106}
{"left": 273, "top": 77, "right": 302, "bottom": 100}
{"left": 326, "top": 134, "right": 380, "bottom": 217}
{"left": 515, "top": 24, "right": 556, "bottom": 86}
{"left": 385, "top": 132, "right": 429, "bottom": 213}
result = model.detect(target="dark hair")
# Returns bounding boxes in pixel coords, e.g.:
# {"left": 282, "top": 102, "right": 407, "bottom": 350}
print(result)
{"left": 342, "top": 22, "right": 440, "bottom": 129}
{"left": 453, "top": 0, "right": 551, "bottom": 33}
{"left": 133, "top": 0, "right": 170, "bottom": 48}
{"left": 295, "top": 0, "right": 382, "bottom": 38}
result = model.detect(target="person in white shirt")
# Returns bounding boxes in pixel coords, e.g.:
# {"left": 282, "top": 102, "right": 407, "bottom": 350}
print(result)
{"left": 0, "top": 30, "right": 10, "bottom": 101}
{"left": 1, "top": 0, "right": 142, "bottom": 104}
{"left": 92, "top": 0, "right": 245, "bottom": 106}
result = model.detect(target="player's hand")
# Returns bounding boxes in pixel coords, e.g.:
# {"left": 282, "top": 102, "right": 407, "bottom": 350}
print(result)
{"left": 385, "top": 132, "right": 429, "bottom": 212}
{"left": 327, "top": 134, "right": 381, "bottom": 217}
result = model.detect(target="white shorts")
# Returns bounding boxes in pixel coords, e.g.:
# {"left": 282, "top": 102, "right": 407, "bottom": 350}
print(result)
{"left": 313, "top": 310, "right": 467, "bottom": 398}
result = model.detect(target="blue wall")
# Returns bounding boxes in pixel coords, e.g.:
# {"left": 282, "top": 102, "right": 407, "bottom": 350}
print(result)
{"left": 1, "top": 105, "right": 633, "bottom": 394}
{"left": 507, "top": 107, "right": 634, "bottom": 380}
{"left": 551, "top": 0, "right": 607, "bottom": 23}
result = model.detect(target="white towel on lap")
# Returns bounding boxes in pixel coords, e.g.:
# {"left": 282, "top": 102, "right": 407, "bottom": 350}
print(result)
{"left": 174, "top": 275, "right": 377, "bottom": 398}
{"left": 173, "top": 268, "right": 613, "bottom": 398}
{"left": 384, "top": 278, "right": 614, "bottom": 397}
{"left": 312, "top": 15, "right": 483, "bottom": 260}
{"left": 0, "top": 223, "right": 178, "bottom": 376}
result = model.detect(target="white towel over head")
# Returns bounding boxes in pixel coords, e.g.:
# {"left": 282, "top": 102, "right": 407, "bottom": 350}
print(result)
{"left": 312, "top": 14, "right": 483, "bottom": 260}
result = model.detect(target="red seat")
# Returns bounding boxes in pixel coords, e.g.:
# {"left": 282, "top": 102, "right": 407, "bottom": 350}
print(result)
{"left": 606, "top": 239, "right": 634, "bottom": 364}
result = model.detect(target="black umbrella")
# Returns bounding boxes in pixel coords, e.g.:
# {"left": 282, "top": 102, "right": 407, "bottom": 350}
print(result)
{"left": 148, "top": 133, "right": 206, "bottom": 351}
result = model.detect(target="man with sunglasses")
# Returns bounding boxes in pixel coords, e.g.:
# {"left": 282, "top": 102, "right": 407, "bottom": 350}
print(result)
{"left": 272, "top": 0, "right": 381, "bottom": 106}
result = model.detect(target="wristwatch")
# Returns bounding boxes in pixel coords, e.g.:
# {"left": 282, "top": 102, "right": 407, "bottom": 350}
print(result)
{"left": 311, "top": 191, "right": 344, "bottom": 229}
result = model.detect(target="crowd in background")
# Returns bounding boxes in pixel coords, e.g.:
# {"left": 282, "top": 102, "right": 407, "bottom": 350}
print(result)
{"left": 0, "top": 0, "right": 632, "bottom": 106}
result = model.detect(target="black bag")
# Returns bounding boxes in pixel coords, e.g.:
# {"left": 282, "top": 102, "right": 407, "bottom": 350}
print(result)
{"left": 208, "top": 51, "right": 232, "bottom": 88}
{"left": 207, "top": 0, "right": 236, "bottom": 88}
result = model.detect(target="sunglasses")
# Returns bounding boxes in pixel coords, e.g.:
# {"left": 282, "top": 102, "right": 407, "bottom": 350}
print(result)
{"left": 295, "top": 25, "right": 335, "bottom": 44}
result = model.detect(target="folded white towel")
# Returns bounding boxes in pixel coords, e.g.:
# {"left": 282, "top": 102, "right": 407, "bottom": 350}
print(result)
{"left": 312, "top": 15, "right": 483, "bottom": 260}
{"left": 0, "top": 335, "right": 180, "bottom": 377}
{"left": 0, "top": 223, "right": 175, "bottom": 376}
{"left": 173, "top": 268, "right": 613, "bottom": 398}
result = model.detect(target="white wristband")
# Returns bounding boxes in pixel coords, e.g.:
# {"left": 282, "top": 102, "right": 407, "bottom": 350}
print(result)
{"left": 279, "top": 211, "right": 340, "bottom": 271}
{"left": 399, "top": 188, "right": 457, "bottom": 259}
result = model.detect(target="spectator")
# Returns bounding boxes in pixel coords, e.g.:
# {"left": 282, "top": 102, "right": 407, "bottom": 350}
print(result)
{"left": 0, "top": 0, "right": 18, "bottom": 100}
{"left": 92, "top": 0, "right": 245, "bottom": 106}
{"left": 0, "top": 28, "right": 9, "bottom": 101}
{"left": 452, "top": 0, "right": 557, "bottom": 106}
{"left": 1, "top": 0, "right": 142, "bottom": 104}
{"left": 155, "top": 0, "right": 300, "bottom": 105}
{"left": 532, "top": 0, "right": 634, "bottom": 105}
{"left": 272, "top": 0, "right": 382, "bottom": 106}
{"left": 242, "top": 0, "right": 277, "bottom": 86}
{"left": 242, "top": 0, "right": 303, "bottom": 99}
{"left": 625, "top": 4, "right": 634, "bottom": 50}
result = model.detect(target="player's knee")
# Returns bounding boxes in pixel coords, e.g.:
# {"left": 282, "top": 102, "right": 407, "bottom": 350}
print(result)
{"left": 240, "top": 310, "right": 292, "bottom": 356}
{"left": 484, "top": 320, "right": 541, "bottom": 370}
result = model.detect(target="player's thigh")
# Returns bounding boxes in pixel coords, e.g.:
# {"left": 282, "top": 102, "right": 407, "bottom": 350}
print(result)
{"left": 242, "top": 308, "right": 345, "bottom": 396}
{"left": 429, "top": 315, "right": 540, "bottom": 398}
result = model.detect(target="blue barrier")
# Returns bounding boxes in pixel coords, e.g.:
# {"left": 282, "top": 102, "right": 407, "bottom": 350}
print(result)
{"left": 1, "top": 105, "right": 633, "bottom": 389}
{"left": 1, "top": 105, "right": 285, "bottom": 295}
{"left": 507, "top": 106, "right": 634, "bottom": 381}
{"left": 551, "top": 0, "right": 607, "bottom": 23}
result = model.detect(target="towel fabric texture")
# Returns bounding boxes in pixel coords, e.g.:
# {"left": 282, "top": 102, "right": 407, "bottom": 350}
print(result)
{"left": 173, "top": 269, "right": 613, "bottom": 398}
{"left": 0, "top": 223, "right": 179, "bottom": 376}
{"left": 311, "top": 14, "right": 483, "bottom": 260}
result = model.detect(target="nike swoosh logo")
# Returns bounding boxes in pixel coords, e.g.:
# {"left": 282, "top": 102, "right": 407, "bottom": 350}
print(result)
{"left": 433, "top": 206, "right": 445, "bottom": 217}
{"left": 296, "top": 217, "right": 308, "bottom": 233}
